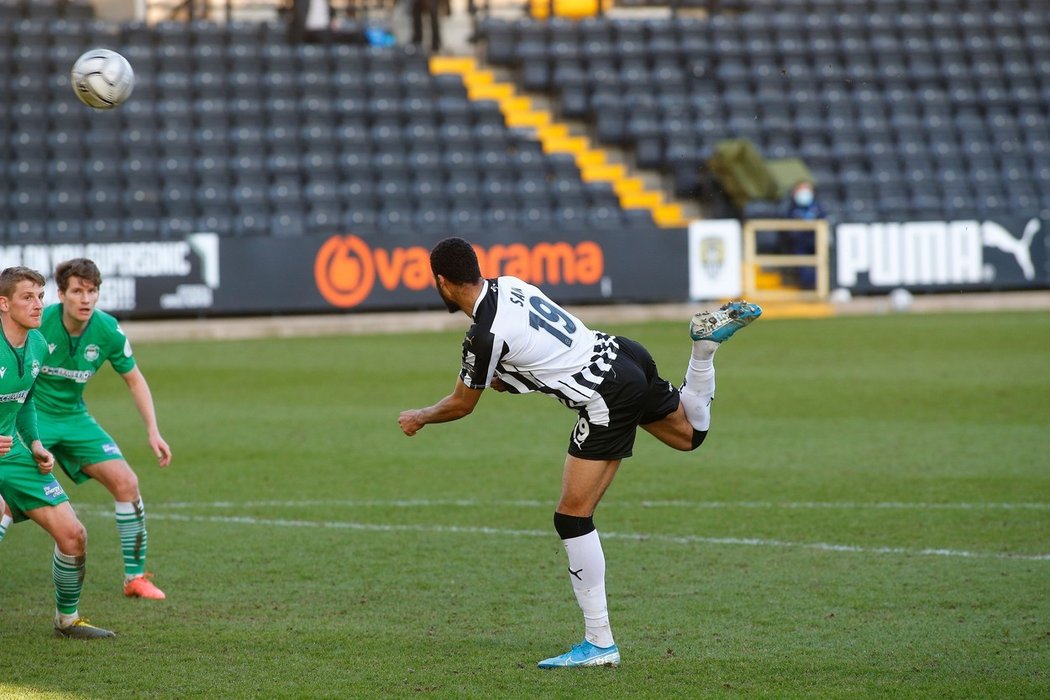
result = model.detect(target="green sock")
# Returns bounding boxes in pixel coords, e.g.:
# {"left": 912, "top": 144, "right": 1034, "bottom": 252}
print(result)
{"left": 53, "top": 547, "right": 84, "bottom": 616}
{"left": 0, "top": 513, "right": 12, "bottom": 543}
{"left": 115, "top": 499, "right": 147, "bottom": 578}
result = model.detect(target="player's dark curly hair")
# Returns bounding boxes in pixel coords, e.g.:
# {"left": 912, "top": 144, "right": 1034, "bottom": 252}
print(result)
{"left": 430, "top": 237, "right": 481, "bottom": 284}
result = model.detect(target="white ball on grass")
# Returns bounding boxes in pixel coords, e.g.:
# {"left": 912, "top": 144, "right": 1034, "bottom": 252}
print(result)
{"left": 889, "top": 288, "right": 914, "bottom": 313}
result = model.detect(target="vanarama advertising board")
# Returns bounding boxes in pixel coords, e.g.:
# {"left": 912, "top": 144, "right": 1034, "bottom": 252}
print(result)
{"left": 312, "top": 236, "right": 608, "bottom": 308}
{"left": 264, "top": 229, "right": 688, "bottom": 313}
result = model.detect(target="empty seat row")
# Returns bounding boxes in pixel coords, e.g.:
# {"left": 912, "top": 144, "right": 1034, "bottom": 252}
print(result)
{"left": 484, "top": 8, "right": 1050, "bottom": 223}
{"left": 1, "top": 15, "right": 664, "bottom": 241}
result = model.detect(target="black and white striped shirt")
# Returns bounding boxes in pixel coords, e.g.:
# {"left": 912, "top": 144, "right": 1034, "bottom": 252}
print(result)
{"left": 459, "top": 277, "right": 619, "bottom": 407}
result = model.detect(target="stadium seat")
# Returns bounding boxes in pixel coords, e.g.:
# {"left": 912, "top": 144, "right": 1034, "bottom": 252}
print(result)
{"left": 378, "top": 205, "right": 414, "bottom": 232}
{"left": 306, "top": 207, "right": 341, "bottom": 235}
{"left": 441, "top": 147, "right": 478, "bottom": 175}
{"left": 411, "top": 174, "right": 445, "bottom": 201}
{"left": 120, "top": 216, "right": 158, "bottom": 239}
{"left": 446, "top": 172, "right": 479, "bottom": 199}
{"left": 413, "top": 205, "right": 449, "bottom": 230}
{"left": 269, "top": 212, "right": 304, "bottom": 238}
{"left": 447, "top": 206, "right": 483, "bottom": 232}
{"left": 623, "top": 208, "right": 655, "bottom": 228}
{"left": 342, "top": 208, "right": 378, "bottom": 234}
{"left": 8, "top": 217, "right": 48, "bottom": 242}
{"left": 229, "top": 211, "right": 267, "bottom": 237}
{"left": 302, "top": 150, "right": 338, "bottom": 179}
{"left": 479, "top": 18, "right": 516, "bottom": 66}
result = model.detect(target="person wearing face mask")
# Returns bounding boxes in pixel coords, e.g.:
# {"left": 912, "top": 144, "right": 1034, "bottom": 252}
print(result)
{"left": 781, "top": 180, "right": 827, "bottom": 288}
{"left": 785, "top": 180, "right": 827, "bottom": 220}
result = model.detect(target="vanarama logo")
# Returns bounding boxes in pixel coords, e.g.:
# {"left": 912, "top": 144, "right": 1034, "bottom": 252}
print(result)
{"left": 314, "top": 236, "right": 605, "bottom": 308}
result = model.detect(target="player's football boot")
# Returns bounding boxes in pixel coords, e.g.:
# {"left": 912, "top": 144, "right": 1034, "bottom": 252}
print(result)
{"left": 537, "top": 640, "right": 621, "bottom": 668}
{"left": 54, "top": 617, "right": 116, "bottom": 639}
{"left": 124, "top": 573, "right": 166, "bottom": 600}
{"left": 689, "top": 301, "right": 763, "bottom": 343}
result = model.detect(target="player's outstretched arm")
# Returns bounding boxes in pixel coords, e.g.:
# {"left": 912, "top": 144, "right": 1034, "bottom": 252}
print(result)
{"left": 121, "top": 367, "right": 172, "bottom": 467}
{"left": 399, "top": 378, "right": 484, "bottom": 436}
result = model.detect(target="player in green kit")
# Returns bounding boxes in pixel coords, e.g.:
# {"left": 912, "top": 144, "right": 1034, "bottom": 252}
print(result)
{"left": 0, "top": 266, "right": 115, "bottom": 638}
{"left": 4, "top": 258, "right": 173, "bottom": 600}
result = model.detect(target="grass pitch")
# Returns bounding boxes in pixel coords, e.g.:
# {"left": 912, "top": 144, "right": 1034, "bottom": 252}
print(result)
{"left": 0, "top": 310, "right": 1047, "bottom": 699}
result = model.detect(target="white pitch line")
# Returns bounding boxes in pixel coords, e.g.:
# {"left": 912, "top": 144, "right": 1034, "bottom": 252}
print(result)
{"left": 73, "top": 507, "right": 1050, "bottom": 562}
{"left": 151, "top": 499, "right": 1050, "bottom": 511}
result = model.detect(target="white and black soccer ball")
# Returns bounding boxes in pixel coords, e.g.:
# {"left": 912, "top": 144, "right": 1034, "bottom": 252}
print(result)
{"left": 70, "top": 48, "right": 135, "bottom": 110}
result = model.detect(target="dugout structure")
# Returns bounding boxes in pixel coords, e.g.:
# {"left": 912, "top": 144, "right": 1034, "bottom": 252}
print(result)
{"left": 742, "top": 218, "right": 830, "bottom": 302}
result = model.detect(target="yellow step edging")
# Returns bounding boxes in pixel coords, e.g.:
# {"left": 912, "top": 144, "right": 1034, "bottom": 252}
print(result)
{"left": 429, "top": 55, "right": 695, "bottom": 231}
{"left": 620, "top": 191, "right": 664, "bottom": 209}
{"left": 581, "top": 163, "right": 627, "bottom": 182}
{"left": 505, "top": 110, "right": 551, "bottom": 129}
{"left": 429, "top": 56, "right": 476, "bottom": 74}
{"left": 652, "top": 204, "right": 686, "bottom": 227}
{"left": 574, "top": 150, "right": 606, "bottom": 168}
{"left": 499, "top": 96, "right": 533, "bottom": 113}
{"left": 537, "top": 124, "right": 571, "bottom": 141}
{"left": 542, "top": 136, "right": 590, "bottom": 154}
{"left": 468, "top": 83, "right": 515, "bottom": 101}
{"left": 613, "top": 177, "right": 646, "bottom": 196}
{"left": 461, "top": 70, "right": 495, "bottom": 87}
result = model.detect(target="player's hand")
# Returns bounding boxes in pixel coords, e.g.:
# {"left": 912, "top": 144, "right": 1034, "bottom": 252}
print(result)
{"left": 30, "top": 441, "right": 55, "bottom": 475}
{"left": 150, "top": 432, "right": 172, "bottom": 468}
{"left": 0, "top": 434, "right": 13, "bottom": 457}
{"left": 489, "top": 376, "right": 509, "bottom": 392}
{"left": 398, "top": 410, "right": 425, "bottom": 436}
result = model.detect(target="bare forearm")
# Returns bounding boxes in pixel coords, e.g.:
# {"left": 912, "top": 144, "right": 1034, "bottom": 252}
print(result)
{"left": 416, "top": 394, "right": 475, "bottom": 425}
{"left": 399, "top": 380, "right": 483, "bottom": 437}
{"left": 124, "top": 369, "right": 161, "bottom": 435}
{"left": 122, "top": 367, "right": 172, "bottom": 466}
{"left": 131, "top": 381, "right": 160, "bottom": 434}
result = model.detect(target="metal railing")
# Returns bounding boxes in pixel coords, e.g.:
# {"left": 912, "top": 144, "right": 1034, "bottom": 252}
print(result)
{"left": 143, "top": 0, "right": 392, "bottom": 24}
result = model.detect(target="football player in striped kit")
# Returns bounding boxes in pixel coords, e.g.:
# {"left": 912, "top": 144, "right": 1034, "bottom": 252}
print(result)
{"left": 399, "top": 237, "right": 761, "bottom": 668}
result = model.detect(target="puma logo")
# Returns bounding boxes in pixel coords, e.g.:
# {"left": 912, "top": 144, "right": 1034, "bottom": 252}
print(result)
{"left": 981, "top": 218, "right": 1040, "bottom": 281}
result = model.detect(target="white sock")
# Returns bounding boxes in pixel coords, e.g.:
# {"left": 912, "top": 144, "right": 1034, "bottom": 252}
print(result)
{"left": 0, "top": 513, "right": 12, "bottom": 543}
{"left": 562, "top": 529, "right": 615, "bottom": 648}
{"left": 679, "top": 340, "right": 718, "bottom": 431}
{"left": 56, "top": 611, "right": 80, "bottom": 627}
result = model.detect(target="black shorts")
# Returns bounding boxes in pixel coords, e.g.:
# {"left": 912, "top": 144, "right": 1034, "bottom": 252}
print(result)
{"left": 567, "top": 336, "right": 680, "bottom": 461}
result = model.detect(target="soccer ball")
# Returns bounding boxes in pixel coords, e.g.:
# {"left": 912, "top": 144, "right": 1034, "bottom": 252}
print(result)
{"left": 889, "top": 287, "right": 914, "bottom": 312}
{"left": 70, "top": 48, "right": 135, "bottom": 110}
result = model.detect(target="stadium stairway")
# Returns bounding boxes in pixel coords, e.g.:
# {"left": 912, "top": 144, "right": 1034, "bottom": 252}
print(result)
{"left": 429, "top": 55, "right": 691, "bottom": 229}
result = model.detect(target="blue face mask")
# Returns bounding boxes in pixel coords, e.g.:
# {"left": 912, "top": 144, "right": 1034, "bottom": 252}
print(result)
{"left": 794, "top": 188, "right": 814, "bottom": 207}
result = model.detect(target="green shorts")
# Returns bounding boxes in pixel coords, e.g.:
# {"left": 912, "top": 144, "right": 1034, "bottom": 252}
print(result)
{"left": 38, "top": 410, "right": 125, "bottom": 485}
{"left": 0, "top": 448, "right": 70, "bottom": 522}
